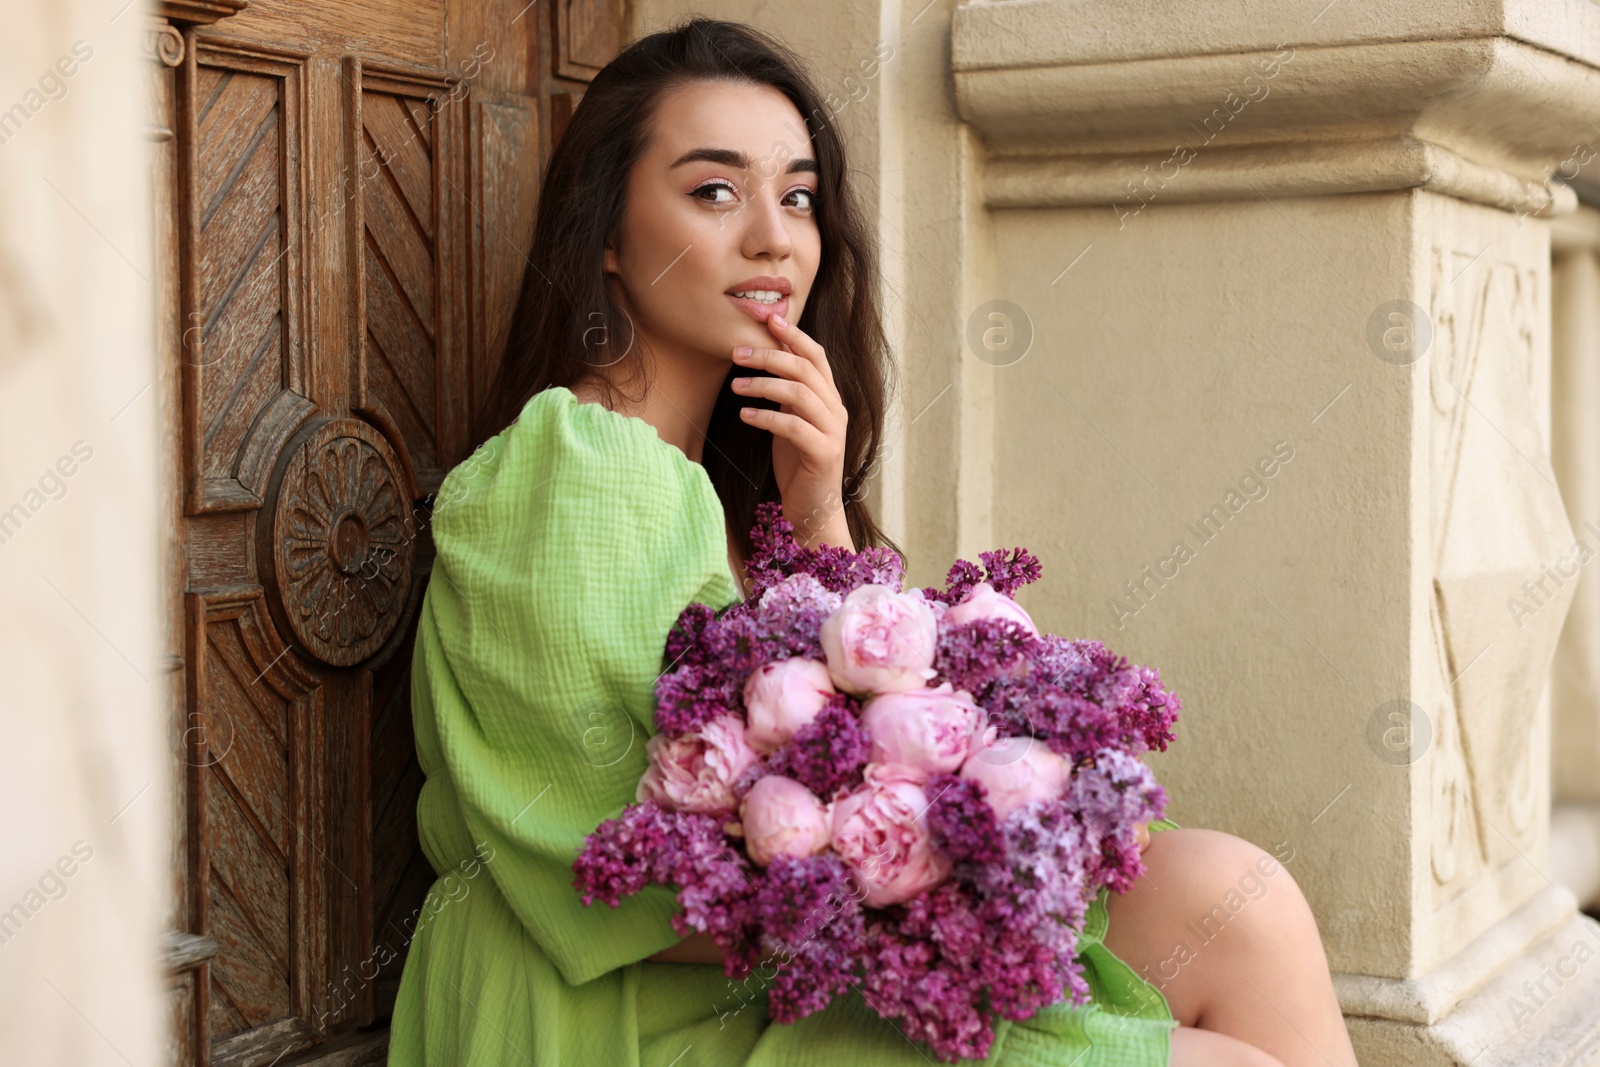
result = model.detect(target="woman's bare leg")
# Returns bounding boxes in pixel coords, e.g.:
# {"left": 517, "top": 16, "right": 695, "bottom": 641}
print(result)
{"left": 1101, "top": 827, "right": 1359, "bottom": 1067}
{"left": 1169, "top": 1025, "right": 1288, "bottom": 1066}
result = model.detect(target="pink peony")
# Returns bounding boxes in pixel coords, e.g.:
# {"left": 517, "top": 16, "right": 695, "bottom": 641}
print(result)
{"left": 830, "top": 764, "right": 952, "bottom": 906}
{"left": 819, "top": 584, "right": 938, "bottom": 696}
{"left": 637, "top": 715, "right": 760, "bottom": 816}
{"left": 959, "top": 736, "right": 1073, "bottom": 821}
{"left": 945, "top": 580, "right": 1039, "bottom": 638}
{"left": 736, "top": 775, "right": 833, "bottom": 867}
{"left": 743, "top": 657, "right": 837, "bottom": 754}
{"left": 859, "top": 683, "right": 992, "bottom": 776}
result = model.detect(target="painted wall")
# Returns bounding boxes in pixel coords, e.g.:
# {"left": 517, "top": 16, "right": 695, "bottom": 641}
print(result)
{"left": 0, "top": 3, "right": 169, "bottom": 1064}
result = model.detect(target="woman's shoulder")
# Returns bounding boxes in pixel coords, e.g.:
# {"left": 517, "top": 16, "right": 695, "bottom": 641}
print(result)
{"left": 441, "top": 388, "right": 695, "bottom": 501}
{"left": 421, "top": 385, "right": 741, "bottom": 638}
{"left": 500, "top": 385, "right": 689, "bottom": 474}
{"left": 430, "top": 386, "right": 725, "bottom": 554}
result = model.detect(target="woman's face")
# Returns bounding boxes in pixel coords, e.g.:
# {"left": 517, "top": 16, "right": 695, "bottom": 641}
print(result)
{"left": 603, "top": 79, "right": 821, "bottom": 375}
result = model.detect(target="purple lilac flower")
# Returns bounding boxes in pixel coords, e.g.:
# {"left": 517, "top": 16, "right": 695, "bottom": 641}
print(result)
{"left": 855, "top": 792, "right": 1108, "bottom": 1061}
{"left": 1121, "top": 662, "right": 1182, "bottom": 753}
{"left": 1035, "top": 637, "right": 1181, "bottom": 754}
{"left": 921, "top": 547, "right": 1043, "bottom": 606}
{"left": 980, "top": 798, "right": 1096, "bottom": 934}
{"left": 995, "top": 684, "right": 1125, "bottom": 768}
{"left": 861, "top": 931, "right": 995, "bottom": 1059}
{"left": 742, "top": 501, "right": 809, "bottom": 600}
{"left": 925, "top": 773, "right": 1004, "bottom": 866}
{"left": 741, "top": 500, "right": 906, "bottom": 604}
{"left": 662, "top": 602, "right": 719, "bottom": 675}
{"left": 975, "top": 548, "right": 1044, "bottom": 598}
{"left": 859, "top": 877, "right": 1087, "bottom": 1062}
{"left": 1063, "top": 748, "right": 1170, "bottom": 893}
{"left": 932, "top": 617, "right": 1039, "bottom": 693}
{"left": 748, "top": 853, "right": 865, "bottom": 1022}
{"left": 573, "top": 801, "right": 751, "bottom": 913}
{"left": 654, "top": 601, "right": 832, "bottom": 737}
{"left": 755, "top": 572, "right": 842, "bottom": 615}
{"left": 761, "top": 694, "right": 869, "bottom": 800}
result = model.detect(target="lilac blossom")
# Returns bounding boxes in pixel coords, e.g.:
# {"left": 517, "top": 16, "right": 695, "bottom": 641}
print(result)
{"left": 921, "top": 546, "right": 1043, "bottom": 606}
{"left": 924, "top": 773, "right": 1004, "bottom": 866}
{"left": 760, "top": 693, "right": 870, "bottom": 800}
{"left": 1064, "top": 747, "right": 1171, "bottom": 893}
{"left": 748, "top": 853, "right": 865, "bottom": 1022}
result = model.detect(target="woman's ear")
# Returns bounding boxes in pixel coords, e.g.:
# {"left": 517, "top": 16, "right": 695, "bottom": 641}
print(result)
{"left": 603, "top": 243, "right": 618, "bottom": 275}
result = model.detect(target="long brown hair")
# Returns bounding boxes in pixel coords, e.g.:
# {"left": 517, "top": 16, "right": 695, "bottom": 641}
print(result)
{"left": 470, "top": 17, "right": 900, "bottom": 564}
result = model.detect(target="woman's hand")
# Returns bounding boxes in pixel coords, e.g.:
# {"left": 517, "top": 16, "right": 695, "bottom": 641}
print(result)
{"left": 730, "top": 314, "right": 854, "bottom": 552}
{"left": 1135, "top": 821, "right": 1151, "bottom": 853}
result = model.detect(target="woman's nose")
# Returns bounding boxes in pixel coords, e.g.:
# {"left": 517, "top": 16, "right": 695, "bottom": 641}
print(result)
{"left": 740, "top": 191, "right": 794, "bottom": 260}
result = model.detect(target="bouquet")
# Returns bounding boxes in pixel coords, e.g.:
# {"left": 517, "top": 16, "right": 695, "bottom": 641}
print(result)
{"left": 574, "top": 502, "right": 1179, "bottom": 1062}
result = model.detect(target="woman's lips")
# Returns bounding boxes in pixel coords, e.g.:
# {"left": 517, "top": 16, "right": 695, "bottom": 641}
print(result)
{"left": 726, "top": 292, "right": 789, "bottom": 324}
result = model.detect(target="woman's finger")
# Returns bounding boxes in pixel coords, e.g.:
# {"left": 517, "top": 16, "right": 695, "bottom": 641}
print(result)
{"left": 732, "top": 345, "right": 826, "bottom": 397}
{"left": 730, "top": 375, "right": 837, "bottom": 435}
{"left": 737, "top": 406, "right": 832, "bottom": 457}
{"left": 765, "top": 313, "right": 836, "bottom": 387}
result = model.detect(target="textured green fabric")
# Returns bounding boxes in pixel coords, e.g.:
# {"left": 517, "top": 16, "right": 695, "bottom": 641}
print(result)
{"left": 387, "top": 385, "right": 1179, "bottom": 1067}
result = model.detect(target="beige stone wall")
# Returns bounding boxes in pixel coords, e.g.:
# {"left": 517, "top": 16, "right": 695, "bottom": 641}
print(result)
{"left": 0, "top": 2, "right": 169, "bottom": 1064}
{"left": 990, "top": 191, "right": 1421, "bottom": 977}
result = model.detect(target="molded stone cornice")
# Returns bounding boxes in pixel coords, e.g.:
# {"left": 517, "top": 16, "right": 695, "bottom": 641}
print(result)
{"left": 952, "top": 2, "right": 1600, "bottom": 215}
{"left": 951, "top": 0, "right": 1600, "bottom": 73}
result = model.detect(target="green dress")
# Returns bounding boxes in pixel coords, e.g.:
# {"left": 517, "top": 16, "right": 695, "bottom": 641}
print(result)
{"left": 386, "top": 385, "right": 1180, "bottom": 1067}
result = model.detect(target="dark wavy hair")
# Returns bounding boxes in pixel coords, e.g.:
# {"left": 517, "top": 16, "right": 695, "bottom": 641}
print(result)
{"left": 469, "top": 17, "right": 900, "bottom": 566}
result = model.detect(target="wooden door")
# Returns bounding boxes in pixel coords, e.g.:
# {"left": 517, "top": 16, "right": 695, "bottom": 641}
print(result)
{"left": 143, "top": 1, "right": 625, "bottom": 1063}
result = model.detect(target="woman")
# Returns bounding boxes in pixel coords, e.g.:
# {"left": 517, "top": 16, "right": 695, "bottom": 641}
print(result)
{"left": 386, "top": 18, "right": 1358, "bottom": 1067}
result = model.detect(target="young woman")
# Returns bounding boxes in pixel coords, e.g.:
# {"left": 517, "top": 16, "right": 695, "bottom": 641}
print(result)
{"left": 386, "top": 18, "right": 1360, "bottom": 1067}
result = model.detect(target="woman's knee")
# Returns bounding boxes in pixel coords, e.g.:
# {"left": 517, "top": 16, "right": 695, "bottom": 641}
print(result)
{"left": 1143, "top": 828, "right": 1318, "bottom": 950}
{"left": 1169, "top": 1024, "right": 1288, "bottom": 1067}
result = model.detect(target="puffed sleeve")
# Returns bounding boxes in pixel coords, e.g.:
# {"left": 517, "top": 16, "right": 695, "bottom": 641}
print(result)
{"left": 409, "top": 387, "right": 742, "bottom": 986}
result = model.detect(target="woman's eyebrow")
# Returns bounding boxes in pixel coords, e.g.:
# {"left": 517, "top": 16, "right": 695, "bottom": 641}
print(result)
{"left": 669, "top": 147, "right": 817, "bottom": 174}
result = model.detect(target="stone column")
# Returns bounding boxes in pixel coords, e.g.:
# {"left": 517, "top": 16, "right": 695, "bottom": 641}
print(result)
{"left": 950, "top": 2, "right": 1600, "bottom": 1064}
{"left": 1550, "top": 204, "right": 1600, "bottom": 911}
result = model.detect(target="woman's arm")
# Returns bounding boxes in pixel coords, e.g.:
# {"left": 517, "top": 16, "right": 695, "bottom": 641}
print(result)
{"left": 646, "top": 930, "right": 726, "bottom": 965}
{"left": 420, "top": 391, "right": 752, "bottom": 988}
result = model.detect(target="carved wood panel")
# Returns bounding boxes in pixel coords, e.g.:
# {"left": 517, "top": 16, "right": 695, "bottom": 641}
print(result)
{"left": 353, "top": 64, "right": 465, "bottom": 493}
{"left": 555, "top": 0, "right": 624, "bottom": 82}
{"left": 149, "top": 1, "right": 591, "bottom": 1062}
{"left": 187, "top": 50, "right": 305, "bottom": 514}
{"left": 467, "top": 93, "right": 540, "bottom": 419}
{"left": 185, "top": 590, "right": 326, "bottom": 1067}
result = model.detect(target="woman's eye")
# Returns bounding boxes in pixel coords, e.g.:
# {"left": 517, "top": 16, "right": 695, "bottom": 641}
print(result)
{"left": 693, "top": 181, "right": 738, "bottom": 204}
{"left": 691, "top": 182, "right": 816, "bottom": 212}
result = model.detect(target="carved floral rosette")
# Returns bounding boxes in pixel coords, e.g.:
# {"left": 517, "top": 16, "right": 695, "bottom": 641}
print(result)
{"left": 261, "top": 417, "right": 415, "bottom": 667}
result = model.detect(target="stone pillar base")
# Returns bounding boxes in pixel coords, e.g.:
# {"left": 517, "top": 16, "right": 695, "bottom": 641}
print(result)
{"left": 1337, "top": 886, "right": 1600, "bottom": 1065}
